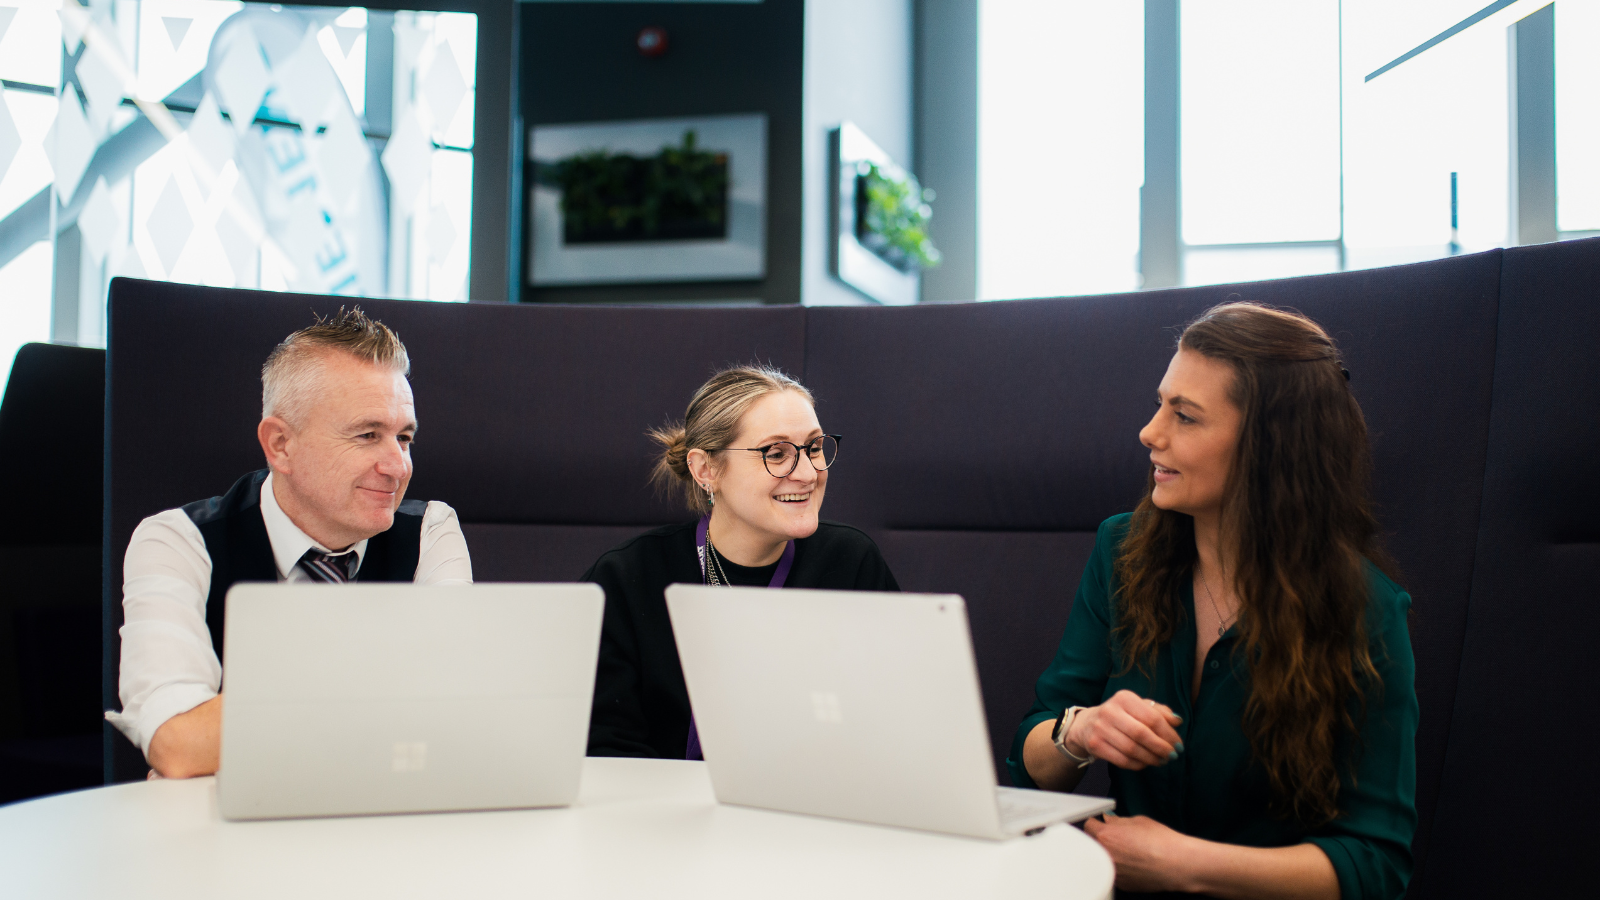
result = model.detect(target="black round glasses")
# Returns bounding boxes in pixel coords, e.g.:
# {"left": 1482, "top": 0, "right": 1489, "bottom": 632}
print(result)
{"left": 725, "top": 434, "right": 843, "bottom": 478}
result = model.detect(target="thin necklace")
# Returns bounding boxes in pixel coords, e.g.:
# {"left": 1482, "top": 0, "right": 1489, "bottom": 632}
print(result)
{"left": 1198, "top": 565, "right": 1237, "bottom": 638}
{"left": 705, "top": 533, "right": 732, "bottom": 586}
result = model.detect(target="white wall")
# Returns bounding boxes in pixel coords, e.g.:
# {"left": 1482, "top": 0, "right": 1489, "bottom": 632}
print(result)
{"left": 801, "top": 0, "right": 914, "bottom": 305}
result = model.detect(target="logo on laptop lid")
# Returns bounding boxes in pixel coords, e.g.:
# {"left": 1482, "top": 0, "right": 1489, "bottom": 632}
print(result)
{"left": 392, "top": 741, "right": 428, "bottom": 772}
{"left": 810, "top": 691, "right": 843, "bottom": 724}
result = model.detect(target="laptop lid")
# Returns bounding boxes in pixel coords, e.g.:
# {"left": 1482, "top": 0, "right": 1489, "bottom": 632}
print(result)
{"left": 218, "top": 582, "right": 603, "bottom": 820}
{"left": 667, "top": 585, "right": 1021, "bottom": 838}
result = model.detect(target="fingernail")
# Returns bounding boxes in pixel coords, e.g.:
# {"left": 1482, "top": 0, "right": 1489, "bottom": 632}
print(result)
{"left": 1167, "top": 749, "right": 1179, "bottom": 761}
{"left": 1176, "top": 741, "right": 1185, "bottom": 753}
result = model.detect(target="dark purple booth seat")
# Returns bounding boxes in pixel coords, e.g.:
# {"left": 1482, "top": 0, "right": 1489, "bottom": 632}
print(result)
{"left": 461, "top": 524, "right": 656, "bottom": 583}
{"left": 104, "top": 238, "right": 1600, "bottom": 898}
{"left": 1419, "top": 240, "right": 1600, "bottom": 898}
{"left": 0, "top": 343, "right": 106, "bottom": 803}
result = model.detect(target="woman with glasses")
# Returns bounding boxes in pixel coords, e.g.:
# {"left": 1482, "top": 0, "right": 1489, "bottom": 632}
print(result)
{"left": 584, "top": 364, "right": 899, "bottom": 759}
{"left": 1011, "top": 304, "right": 1417, "bottom": 900}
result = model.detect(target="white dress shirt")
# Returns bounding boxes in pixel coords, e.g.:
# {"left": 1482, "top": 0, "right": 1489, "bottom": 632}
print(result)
{"left": 107, "top": 473, "right": 473, "bottom": 756}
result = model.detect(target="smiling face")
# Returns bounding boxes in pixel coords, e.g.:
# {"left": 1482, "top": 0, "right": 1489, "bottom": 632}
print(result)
{"left": 259, "top": 351, "right": 417, "bottom": 550}
{"left": 1139, "top": 347, "right": 1244, "bottom": 521}
{"left": 709, "top": 390, "right": 828, "bottom": 548}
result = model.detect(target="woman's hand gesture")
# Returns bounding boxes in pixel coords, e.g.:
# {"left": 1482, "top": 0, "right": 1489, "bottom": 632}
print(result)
{"left": 1068, "top": 689, "right": 1183, "bottom": 770}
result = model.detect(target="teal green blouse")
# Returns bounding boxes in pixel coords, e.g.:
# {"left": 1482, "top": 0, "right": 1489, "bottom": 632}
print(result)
{"left": 1008, "top": 514, "right": 1417, "bottom": 900}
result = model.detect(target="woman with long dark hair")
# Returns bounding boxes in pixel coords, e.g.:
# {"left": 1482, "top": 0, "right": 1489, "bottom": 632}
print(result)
{"left": 1011, "top": 303, "right": 1417, "bottom": 899}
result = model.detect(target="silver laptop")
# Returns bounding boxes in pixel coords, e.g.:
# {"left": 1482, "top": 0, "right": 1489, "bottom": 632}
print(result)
{"left": 218, "top": 582, "right": 604, "bottom": 821}
{"left": 665, "top": 585, "right": 1115, "bottom": 839}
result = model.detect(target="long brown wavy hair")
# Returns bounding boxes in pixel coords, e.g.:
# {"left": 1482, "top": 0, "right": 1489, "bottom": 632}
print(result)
{"left": 1113, "top": 302, "right": 1395, "bottom": 825}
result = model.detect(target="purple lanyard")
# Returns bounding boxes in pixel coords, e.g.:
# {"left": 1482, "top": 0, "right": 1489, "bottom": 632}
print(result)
{"left": 695, "top": 514, "right": 795, "bottom": 588}
{"left": 686, "top": 515, "right": 793, "bottom": 760}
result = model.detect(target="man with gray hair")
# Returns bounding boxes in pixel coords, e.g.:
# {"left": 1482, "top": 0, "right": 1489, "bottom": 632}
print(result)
{"left": 108, "top": 308, "right": 472, "bottom": 778}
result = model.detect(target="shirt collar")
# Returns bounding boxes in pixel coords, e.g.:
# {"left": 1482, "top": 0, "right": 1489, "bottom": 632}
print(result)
{"left": 259, "top": 472, "right": 369, "bottom": 580}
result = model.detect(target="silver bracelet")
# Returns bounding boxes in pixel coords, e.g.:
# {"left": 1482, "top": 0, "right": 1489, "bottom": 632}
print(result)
{"left": 1052, "top": 706, "right": 1095, "bottom": 769}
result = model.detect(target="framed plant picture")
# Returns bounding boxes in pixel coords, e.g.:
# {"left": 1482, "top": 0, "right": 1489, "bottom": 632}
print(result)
{"left": 829, "top": 122, "right": 940, "bottom": 305}
{"left": 528, "top": 114, "right": 767, "bottom": 286}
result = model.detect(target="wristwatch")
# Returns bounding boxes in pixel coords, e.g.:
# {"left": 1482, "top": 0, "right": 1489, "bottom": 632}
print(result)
{"left": 1051, "top": 706, "right": 1095, "bottom": 769}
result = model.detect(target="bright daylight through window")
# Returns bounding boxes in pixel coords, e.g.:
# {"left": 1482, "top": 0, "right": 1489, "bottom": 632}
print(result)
{"left": 978, "top": 0, "right": 1143, "bottom": 301}
{"left": 977, "top": 0, "right": 1600, "bottom": 299}
{"left": 0, "top": 0, "right": 477, "bottom": 395}
{"left": 1181, "top": 0, "right": 1340, "bottom": 286}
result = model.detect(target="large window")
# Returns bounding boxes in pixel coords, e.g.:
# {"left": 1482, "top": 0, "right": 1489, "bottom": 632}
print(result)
{"left": 977, "top": 1, "right": 1144, "bottom": 300}
{"left": 1343, "top": 0, "right": 1508, "bottom": 269}
{"left": 1556, "top": 1, "right": 1600, "bottom": 232}
{"left": 0, "top": 0, "right": 478, "bottom": 395}
{"left": 1181, "top": 0, "right": 1341, "bottom": 286}
{"left": 976, "top": 0, "right": 1589, "bottom": 299}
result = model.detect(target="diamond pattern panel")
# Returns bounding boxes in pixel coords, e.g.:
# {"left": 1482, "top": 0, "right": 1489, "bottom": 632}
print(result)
{"left": 316, "top": 104, "right": 371, "bottom": 214}
{"left": 426, "top": 204, "right": 455, "bottom": 261}
{"left": 49, "top": 90, "right": 95, "bottom": 203}
{"left": 162, "top": 17, "right": 191, "bottom": 51}
{"left": 421, "top": 43, "right": 466, "bottom": 137}
{"left": 0, "top": 92, "right": 20, "bottom": 183}
{"left": 273, "top": 30, "right": 341, "bottom": 129}
{"left": 214, "top": 29, "right": 271, "bottom": 133}
{"left": 77, "top": 176, "right": 118, "bottom": 262}
{"left": 74, "top": 42, "right": 124, "bottom": 137}
{"left": 146, "top": 177, "right": 194, "bottom": 275}
{"left": 186, "top": 92, "right": 234, "bottom": 178}
{"left": 4, "top": 2, "right": 481, "bottom": 347}
{"left": 380, "top": 107, "right": 431, "bottom": 214}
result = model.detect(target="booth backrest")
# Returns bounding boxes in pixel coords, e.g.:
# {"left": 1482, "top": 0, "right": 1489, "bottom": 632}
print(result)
{"left": 0, "top": 343, "right": 104, "bottom": 803}
{"left": 1417, "top": 239, "right": 1598, "bottom": 898}
{"left": 105, "top": 238, "right": 1600, "bottom": 896}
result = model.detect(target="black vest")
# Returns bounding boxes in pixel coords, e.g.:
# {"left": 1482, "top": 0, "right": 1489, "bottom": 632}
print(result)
{"left": 183, "top": 469, "right": 426, "bottom": 661}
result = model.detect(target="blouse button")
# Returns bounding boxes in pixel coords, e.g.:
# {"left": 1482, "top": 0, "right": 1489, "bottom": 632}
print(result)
{"left": 1209, "top": 660, "right": 1219, "bottom": 670}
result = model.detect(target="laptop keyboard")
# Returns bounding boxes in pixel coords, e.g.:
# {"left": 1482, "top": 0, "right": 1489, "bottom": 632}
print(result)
{"left": 996, "top": 786, "right": 1071, "bottom": 826}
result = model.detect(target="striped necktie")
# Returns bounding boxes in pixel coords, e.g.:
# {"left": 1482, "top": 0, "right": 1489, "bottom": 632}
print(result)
{"left": 298, "top": 548, "right": 358, "bottom": 583}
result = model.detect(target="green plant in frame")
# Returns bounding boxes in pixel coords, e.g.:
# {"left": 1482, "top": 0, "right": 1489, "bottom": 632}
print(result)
{"left": 543, "top": 130, "right": 730, "bottom": 244}
{"left": 855, "top": 161, "right": 942, "bottom": 272}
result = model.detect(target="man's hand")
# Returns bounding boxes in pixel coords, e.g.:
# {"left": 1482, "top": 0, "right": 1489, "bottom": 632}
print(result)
{"left": 147, "top": 694, "right": 223, "bottom": 778}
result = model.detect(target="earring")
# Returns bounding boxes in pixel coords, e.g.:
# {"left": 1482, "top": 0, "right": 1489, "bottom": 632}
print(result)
{"left": 703, "top": 483, "right": 714, "bottom": 505}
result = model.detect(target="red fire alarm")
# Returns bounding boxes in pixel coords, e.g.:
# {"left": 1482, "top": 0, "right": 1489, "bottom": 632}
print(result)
{"left": 637, "top": 26, "right": 668, "bottom": 57}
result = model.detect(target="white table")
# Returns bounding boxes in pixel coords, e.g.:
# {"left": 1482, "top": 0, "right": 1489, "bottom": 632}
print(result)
{"left": 0, "top": 757, "right": 1114, "bottom": 899}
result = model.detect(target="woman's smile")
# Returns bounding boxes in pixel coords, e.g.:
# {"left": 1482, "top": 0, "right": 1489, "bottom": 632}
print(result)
{"left": 1139, "top": 348, "right": 1242, "bottom": 520}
